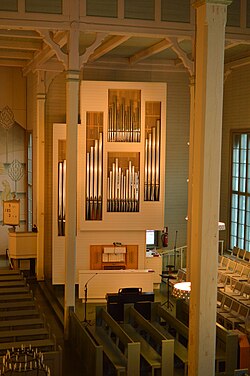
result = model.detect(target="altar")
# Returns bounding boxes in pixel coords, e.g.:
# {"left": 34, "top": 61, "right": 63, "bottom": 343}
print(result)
{"left": 78, "top": 269, "right": 155, "bottom": 302}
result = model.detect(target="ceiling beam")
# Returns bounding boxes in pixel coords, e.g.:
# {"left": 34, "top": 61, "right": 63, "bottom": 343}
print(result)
{"left": 0, "top": 38, "right": 42, "bottom": 51}
{"left": 225, "top": 55, "right": 250, "bottom": 71}
{"left": 129, "top": 38, "right": 172, "bottom": 65}
{"left": 0, "top": 49, "right": 34, "bottom": 59}
{"left": 167, "top": 36, "right": 194, "bottom": 75}
{"left": 0, "top": 29, "right": 42, "bottom": 39}
{"left": 80, "top": 32, "right": 108, "bottom": 67}
{"left": 88, "top": 35, "right": 130, "bottom": 62}
{"left": 0, "top": 59, "right": 26, "bottom": 67}
{"left": 23, "top": 30, "right": 67, "bottom": 75}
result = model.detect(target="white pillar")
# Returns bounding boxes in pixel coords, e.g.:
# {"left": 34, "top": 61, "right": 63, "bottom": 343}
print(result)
{"left": 188, "top": 1, "right": 231, "bottom": 375}
{"left": 36, "top": 72, "right": 46, "bottom": 281}
{"left": 186, "top": 75, "right": 195, "bottom": 281}
{"left": 64, "top": 69, "right": 79, "bottom": 338}
{"left": 64, "top": 0, "right": 80, "bottom": 338}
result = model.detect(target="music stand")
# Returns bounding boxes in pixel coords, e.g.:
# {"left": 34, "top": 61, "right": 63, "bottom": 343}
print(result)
{"left": 83, "top": 273, "right": 97, "bottom": 324}
{"left": 160, "top": 272, "right": 175, "bottom": 310}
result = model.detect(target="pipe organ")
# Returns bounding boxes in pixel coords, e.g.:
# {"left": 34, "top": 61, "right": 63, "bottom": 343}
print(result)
{"left": 107, "top": 157, "right": 139, "bottom": 212}
{"left": 53, "top": 82, "right": 166, "bottom": 283}
{"left": 58, "top": 159, "right": 66, "bottom": 236}
{"left": 86, "top": 132, "right": 103, "bottom": 220}
{"left": 54, "top": 81, "right": 166, "bottom": 236}
{"left": 144, "top": 119, "right": 161, "bottom": 201}
{"left": 108, "top": 89, "right": 141, "bottom": 142}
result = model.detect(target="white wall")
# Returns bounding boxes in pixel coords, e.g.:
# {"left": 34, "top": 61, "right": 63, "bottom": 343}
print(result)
{"left": 0, "top": 68, "right": 26, "bottom": 254}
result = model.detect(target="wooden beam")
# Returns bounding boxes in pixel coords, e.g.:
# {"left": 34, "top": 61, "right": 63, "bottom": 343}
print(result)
{"left": 23, "top": 30, "right": 67, "bottom": 74}
{"left": 0, "top": 49, "right": 34, "bottom": 59}
{"left": 0, "top": 59, "right": 26, "bottom": 67}
{"left": 0, "top": 38, "right": 42, "bottom": 50}
{"left": 225, "top": 55, "right": 250, "bottom": 70}
{"left": 0, "top": 29, "right": 42, "bottom": 39}
{"left": 80, "top": 32, "right": 108, "bottom": 66}
{"left": 88, "top": 35, "right": 129, "bottom": 62}
{"left": 167, "top": 36, "right": 194, "bottom": 75}
{"left": 129, "top": 39, "right": 172, "bottom": 65}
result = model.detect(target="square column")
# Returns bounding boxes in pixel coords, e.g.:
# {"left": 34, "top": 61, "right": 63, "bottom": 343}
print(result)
{"left": 188, "top": 1, "right": 231, "bottom": 375}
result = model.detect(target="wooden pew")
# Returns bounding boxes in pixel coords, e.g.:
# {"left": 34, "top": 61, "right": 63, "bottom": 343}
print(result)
{"left": 121, "top": 304, "right": 174, "bottom": 376}
{"left": 151, "top": 303, "right": 188, "bottom": 375}
{"left": 88, "top": 306, "right": 140, "bottom": 376}
{"left": 69, "top": 309, "right": 103, "bottom": 376}
{"left": 176, "top": 300, "right": 239, "bottom": 375}
{"left": 216, "top": 323, "right": 239, "bottom": 375}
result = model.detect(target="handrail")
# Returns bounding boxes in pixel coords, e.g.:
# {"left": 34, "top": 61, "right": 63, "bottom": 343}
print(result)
{"left": 5, "top": 248, "right": 14, "bottom": 270}
{"left": 160, "top": 246, "right": 187, "bottom": 270}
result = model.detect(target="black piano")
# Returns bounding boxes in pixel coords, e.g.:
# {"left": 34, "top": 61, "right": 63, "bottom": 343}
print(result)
{"left": 106, "top": 287, "right": 154, "bottom": 321}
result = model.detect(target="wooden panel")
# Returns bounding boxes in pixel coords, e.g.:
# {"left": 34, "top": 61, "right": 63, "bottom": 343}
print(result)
{"left": 90, "top": 244, "right": 138, "bottom": 270}
{"left": 90, "top": 245, "right": 102, "bottom": 269}
{"left": 126, "top": 245, "right": 138, "bottom": 269}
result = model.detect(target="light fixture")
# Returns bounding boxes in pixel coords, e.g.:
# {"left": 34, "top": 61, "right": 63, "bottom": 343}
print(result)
{"left": 172, "top": 281, "right": 191, "bottom": 300}
{"left": 218, "top": 222, "right": 226, "bottom": 231}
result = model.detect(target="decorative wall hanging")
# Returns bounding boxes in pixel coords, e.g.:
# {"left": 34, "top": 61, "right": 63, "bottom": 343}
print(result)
{"left": 0, "top": 105, "right": 15, "bottom": 163}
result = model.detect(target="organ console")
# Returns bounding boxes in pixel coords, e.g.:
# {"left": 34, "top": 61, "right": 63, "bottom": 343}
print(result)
{"left": 106, "top": 287, "right": 154, "bottom": 321}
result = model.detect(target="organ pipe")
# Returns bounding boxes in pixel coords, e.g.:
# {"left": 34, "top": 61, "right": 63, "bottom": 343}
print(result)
{"left": 144, "top": 120, "right": 160, "bottom": 201}
{"left": 86, "top": 133, "right": 103, "bottom": 220}
{"left": 108, "top": 96, "right": 141, "bottom": 142}
{"left": 58, "top": 160, "right": 66, "bottom": 236}
{"left": 107, "top": 158, "right": 139, "bottom": 212}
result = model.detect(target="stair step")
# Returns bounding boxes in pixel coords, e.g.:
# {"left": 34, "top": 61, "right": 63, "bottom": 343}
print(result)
{"left": 0, "top": 300, "right": 36, "bottom": 310}
{"left": 0, "top": 309, "right": 40, "bottom": 319}
{"left": 0, "top": 280, "right": 26, "bottom": 287}
{"left": 0, "top": 328, "right": 49, "bottom": 342}
{"left": 0, "top": 338, "right": 55, "bottom": 355}
{"left": 0, "top": 318, "right": 45, "bottom": 331}
{"left": 0, "top": 286, "right": 30, "bottom": 294}
{"left": 0, "top": 293, "right": 33, "bottom": 302}
{"left": 0, "top": 275, "right": 23, "bottom": 282}
{"left": 0, "top": 270, "right": 20, "bottom": 276}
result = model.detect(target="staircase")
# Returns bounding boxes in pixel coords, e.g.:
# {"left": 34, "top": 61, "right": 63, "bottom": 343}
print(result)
{"left": 0, "top": 268, "right": 56, "bottom": 355}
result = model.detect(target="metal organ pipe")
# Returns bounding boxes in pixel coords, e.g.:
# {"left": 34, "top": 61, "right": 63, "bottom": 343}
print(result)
{"left": 86, "top": 133, "right": 103, "bottom": 220}
{"left": 108, "top": 96, "right": 140, "bottom": 142}
{"left": 58, "top": 160, "right": 66, "bottom": 236}
{"left": 145, "top": 121, "right": 160, "bottom": 201}
{"left": 107, "top": 158, "right": 139, "bottom": 212}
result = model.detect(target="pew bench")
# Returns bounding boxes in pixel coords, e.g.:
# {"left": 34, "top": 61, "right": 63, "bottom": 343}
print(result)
{"left": 175, "top": 300, "right": 239, "bottom": 375}
{"left": 151, "top": 303, "right": 188, "bottom": 375}
{"left": 121, "top": 304, "right": 174, "bottom": 376}
{"left": 88, "top": 306, "right": 140, "bottom": 376}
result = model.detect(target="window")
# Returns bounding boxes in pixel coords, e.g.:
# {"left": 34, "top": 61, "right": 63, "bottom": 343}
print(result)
{"left": 27, "top": 132, "right": 33, "bottom": 231}
{"left": 230, "top": 132, "right": 250, "bottom": 251}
